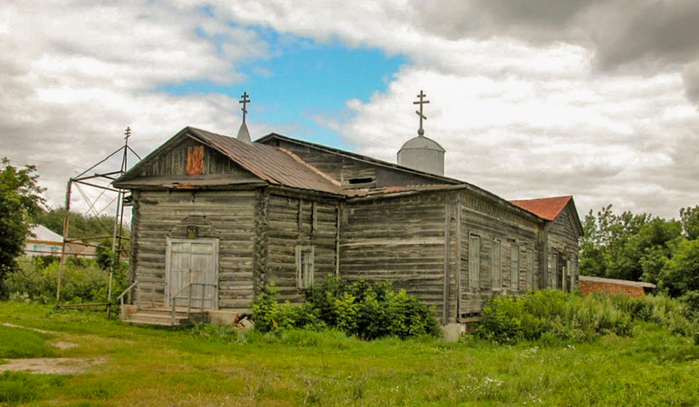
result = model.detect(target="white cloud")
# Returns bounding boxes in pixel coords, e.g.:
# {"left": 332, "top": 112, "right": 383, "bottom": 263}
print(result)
{"left": 3, "top": 0, "right": 699, "bottom": 223}
{"left": 0, "top": 0, "right": 268, "bottom": 213}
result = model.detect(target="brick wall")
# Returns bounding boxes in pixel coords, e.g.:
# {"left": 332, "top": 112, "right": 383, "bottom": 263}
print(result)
{"left": 578, "top": 280, "right": 645, "bottom": 298}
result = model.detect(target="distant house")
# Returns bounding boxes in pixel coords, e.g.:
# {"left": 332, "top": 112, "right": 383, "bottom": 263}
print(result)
{"left": 114, "top": 124, "right": 583, "bottom": 326}
{"left": 25, "top": 225, "right": 95, "bottom": 258}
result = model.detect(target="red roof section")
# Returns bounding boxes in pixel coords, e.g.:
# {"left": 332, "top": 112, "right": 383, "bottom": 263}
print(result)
{"left": 509, "top": 196, "right": 572, "bottom": 221}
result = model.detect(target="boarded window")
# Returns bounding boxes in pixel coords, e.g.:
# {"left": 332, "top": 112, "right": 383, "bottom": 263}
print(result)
{"left": 492, "top": 239, "right": 502, "bottom": 290}
{"left": 186, "top": 145, "right": 205, "bottom": 175}
{"left": 468, "top": 235, "right": 480, "bottom": 290}
{"left": 526, "top": 249, "right": 534, "bottom": 290}
{"left": 510, "top": 245, "right": 519, "bottom": 291}
{"left": 296, "top": 246, "right": 314, "bottom": 289}
{"left": 551, "top": 253, "right": 559, "bottom": 289}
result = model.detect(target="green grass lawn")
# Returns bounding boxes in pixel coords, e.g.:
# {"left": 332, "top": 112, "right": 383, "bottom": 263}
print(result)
{"left": 0, "top": 301, "right": 697, "bottom": 406}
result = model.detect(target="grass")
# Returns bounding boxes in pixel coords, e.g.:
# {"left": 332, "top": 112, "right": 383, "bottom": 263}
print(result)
{"left": 0, "top": 325, "right": 56, "bottom": 359}
{"left": 0, "top": 301, "right": 697, "bottom": 406}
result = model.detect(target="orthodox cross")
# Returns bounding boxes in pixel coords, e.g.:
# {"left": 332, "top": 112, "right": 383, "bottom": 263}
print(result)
{"left": 413, "top": 90, "right": 429, "bottom": 136}
{"left": 239, "top": 92, "right": 250, "bottom": 124}
{"left": 124, "top": 126, "right": 131, "bottom": 140}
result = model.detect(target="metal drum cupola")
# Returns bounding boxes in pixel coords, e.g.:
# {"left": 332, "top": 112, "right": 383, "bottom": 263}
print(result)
{"left": 397, "top": 90, "right": 445, "bottom": 176}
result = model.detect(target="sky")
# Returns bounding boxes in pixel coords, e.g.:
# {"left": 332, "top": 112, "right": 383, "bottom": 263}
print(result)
{"left": 2, "top": 0, "right": 699, "bottom": 221}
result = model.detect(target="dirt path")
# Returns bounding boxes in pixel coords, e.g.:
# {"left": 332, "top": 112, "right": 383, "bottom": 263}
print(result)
{"left": 1, "top": 322, "right": 106, "bottom": 374}
{"left": 0, "top": 357, "right": 107, "bottom": 374}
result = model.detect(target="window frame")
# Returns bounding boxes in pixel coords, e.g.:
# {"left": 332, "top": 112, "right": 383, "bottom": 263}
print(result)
{"left": 296, "top": 245, "right": 315, "bottom": 289}
{"left": 510, "top": 244, "right": 519, "bottom": 291}
{"left": 492, "top": 238, "right": 502, "bottom": 290}
{"left": 468, "top": 235, "right": 481, "bottom": 290}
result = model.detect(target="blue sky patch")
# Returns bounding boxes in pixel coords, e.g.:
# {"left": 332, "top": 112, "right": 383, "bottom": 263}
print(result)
{"left": 161, "top": 31, "right": 404, "bottom": 149}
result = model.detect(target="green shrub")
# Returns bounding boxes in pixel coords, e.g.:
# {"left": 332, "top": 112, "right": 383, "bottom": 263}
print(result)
{"left": 475, "top": 297, "right": 524, "bottom": 344}
{"left": 476, "top": 290, "right": 637, "bottom": 344}
{"left": 251, "top": 277, "right": 440, "bottom": 340}
{"left": 681, "top": 290, "right": 699, "bottom": 322}
{"left": 2, "top": 256, "right": 128, "bottom": 304}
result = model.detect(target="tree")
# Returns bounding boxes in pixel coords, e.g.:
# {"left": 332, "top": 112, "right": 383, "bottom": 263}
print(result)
{"left": 680, "top": 205, "right": 699, "bottom": 240}
{"left": 662, "top": 239, "right": 699, "bottom": 297}
{"left": 0, "top": 157, "right": 45, "bottom": 294}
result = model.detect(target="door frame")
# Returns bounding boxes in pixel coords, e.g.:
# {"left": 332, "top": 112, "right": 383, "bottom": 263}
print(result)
{"left": 165, "top": 237, "right": 220, "bottom": 309}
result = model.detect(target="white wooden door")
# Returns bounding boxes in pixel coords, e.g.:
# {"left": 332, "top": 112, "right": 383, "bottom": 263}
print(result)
{"left": 166, "top": 238, "right": 219, "bottom": 310}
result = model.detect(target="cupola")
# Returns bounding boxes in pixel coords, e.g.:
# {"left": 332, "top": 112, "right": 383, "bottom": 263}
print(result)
{"left": 397, "top": 90, "right": 445, "bottom": 176}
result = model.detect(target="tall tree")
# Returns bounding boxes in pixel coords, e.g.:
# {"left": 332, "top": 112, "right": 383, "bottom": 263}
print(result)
{"left": 0, "top": 158, "right": 45, "bottom": 293}
{"left": 680, "top": 205, "right": 699, "bottom": 240}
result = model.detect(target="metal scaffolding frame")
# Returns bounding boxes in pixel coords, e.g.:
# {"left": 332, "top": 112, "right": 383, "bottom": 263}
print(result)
{"left": 56, "top": 128, "right": 141, "bottom": 313}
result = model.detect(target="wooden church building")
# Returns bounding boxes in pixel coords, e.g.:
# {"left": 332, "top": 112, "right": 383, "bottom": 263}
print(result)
{"left": 114, "top": 93, "right": 583, "bottom": 326}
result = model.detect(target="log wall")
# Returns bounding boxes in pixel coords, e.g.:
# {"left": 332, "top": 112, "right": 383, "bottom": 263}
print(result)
{"left": 267, "top": 139, "right": 451, "bottom": 189}
{"left": 264, "top": 191, "right": 339, "bottom": 302}
{"left": 130, "top": 189, "right": 257, "bottom": 313}
{"left": 340, "top": 192, "right": 451, "bottom": 320}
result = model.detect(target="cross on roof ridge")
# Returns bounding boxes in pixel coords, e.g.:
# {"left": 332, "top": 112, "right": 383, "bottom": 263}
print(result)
{"left": 239, "top": 92, "right": 250, "bottom": 124}
{"left": 413, "top": 90, "right": 429, "bottom": 136}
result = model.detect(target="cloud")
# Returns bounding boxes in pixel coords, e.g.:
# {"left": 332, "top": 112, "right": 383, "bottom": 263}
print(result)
{"left": 588, "top": 0, "right": 699, "bottom": 71}
{"left": 3, "top": 0, "right": 699, "bottom": 221}
{"left": 335, "top": 63, "right": 699, "bottom": 219}
{"left": 682, "top": 62, "right": 699, "bottom": 104}
{"left": 0, "top": 0, "right": 268, "bottom": 210}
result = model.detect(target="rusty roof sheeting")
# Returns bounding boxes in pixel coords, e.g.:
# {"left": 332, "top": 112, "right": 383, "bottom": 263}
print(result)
{"left": 187, "top": 127, "right": 343, "bottom": 195}
{"left": 509, "top": 195, "right": 572, "bottom": 221}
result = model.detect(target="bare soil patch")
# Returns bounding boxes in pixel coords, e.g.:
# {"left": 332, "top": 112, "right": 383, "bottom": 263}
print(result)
{"left": 1, "top": 322, "right": 104, "bottom": 374}
{"left": 0, "top": 357, "right": 107, "bottom": 375}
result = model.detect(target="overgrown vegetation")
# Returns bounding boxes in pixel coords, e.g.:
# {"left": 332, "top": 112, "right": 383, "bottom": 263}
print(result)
{"left": 2, "top": 255, "right": 128, "bottom": 304}
{"left": 580, "top": 204, "right": 699, "bottom": 300}
{"left": 251, "top": 277, "right": 441, "bottom": 340}
{"left": 0, "top": 301, "right": 698, "bottom": 405}
{"left": 475, "top": 289, "right": 697, "bottom": 344}
{"left": 36, "top": 208, "right": 130, "bottom": 253}
{"left": 0, "top": 157, "right": 45, "bottom": 295}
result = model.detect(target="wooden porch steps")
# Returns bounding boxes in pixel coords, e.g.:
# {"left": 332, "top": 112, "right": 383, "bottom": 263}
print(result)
{"left": 123, "top": 307, "right": 207, "bottom": 327}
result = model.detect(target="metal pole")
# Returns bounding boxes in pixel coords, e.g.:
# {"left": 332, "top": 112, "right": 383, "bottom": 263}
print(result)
{"left": 57, "top": 179, "right": 73, "bottom": 304}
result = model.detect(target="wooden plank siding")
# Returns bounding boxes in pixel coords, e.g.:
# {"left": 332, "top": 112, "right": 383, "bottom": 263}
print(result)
{"left": 340, "top": 192, "right": 451, "bottom": 320}
{"left": 267, "top": 139, "right": 453, "bottom": 189}
{"left": 263, "top": 192, "right": 339, "bottom": 303}
{"left": 138, "top": 137, "right": 252, "bottom": 179}
{"left": 458, "top": 192, "right": 541, "bottom": 318}
{"left": 546, "top": 205, "right": 580, "bottom": 291}
{"left": 130, "top": 190, "right": 257, "bottom": 313}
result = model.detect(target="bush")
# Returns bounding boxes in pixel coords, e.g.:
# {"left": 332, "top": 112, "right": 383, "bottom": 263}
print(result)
{"left": 2, "top": 256, "right": 128, "bottom": 304}
{"left": 475, "top": 290, "right": 698, "bottom": 345}
{"left": 251, "top": 276, "right": 441, "bottom": 340}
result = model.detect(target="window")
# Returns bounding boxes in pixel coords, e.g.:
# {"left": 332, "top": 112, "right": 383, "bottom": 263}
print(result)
{"left": 468, "top": 235, "right": 480, "bottom": 290}
{"left": 492, "top": 239, "right": 502, "bottom": 290}
{"left": 510, "top": 245, "right": 519, "bottom": 291}
{"left": 551, "top": 253, "right": 559, "bottom": 289}
{"left": 296, "top": 246, "right": 314, "bottom": 289}
{"left": 526, "top": 250, "right": 534, "bottom": 290}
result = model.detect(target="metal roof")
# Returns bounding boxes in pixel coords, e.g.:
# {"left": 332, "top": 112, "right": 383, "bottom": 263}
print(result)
{"left": 186, "top": 127, "right": 343, "bottom": 195}
{"left": 398, "top": 135, "right": 445, "bottom": 152}
{"left": 509, "top": 196, "right": 573, "bottom": 221}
